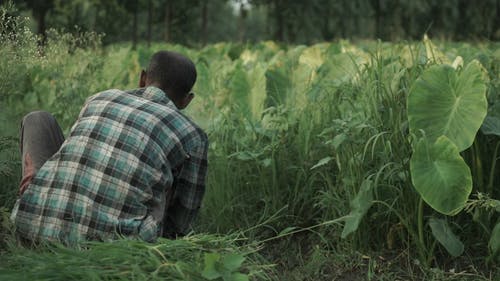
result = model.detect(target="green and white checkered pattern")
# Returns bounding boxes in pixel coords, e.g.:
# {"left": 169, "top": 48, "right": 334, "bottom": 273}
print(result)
{"left": 12, "top": 86, "right": 208, "bottom": 243}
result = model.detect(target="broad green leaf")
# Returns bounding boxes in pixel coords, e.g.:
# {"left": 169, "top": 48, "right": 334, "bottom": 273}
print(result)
{"left": 331, "top": 133, "right": 347, "bottom": 149}
{"left": 481, "top": 116, "right": 500, "bottom": 136}
{"left": 317, "top": 53, "right": 362, "bottom": 87}
{"left": 290, "top": 62, "right": 315, "bottom": 109}
{"left": 410, "top": 136, "right": 472, "bottom": 215}
{"left": 229, "top": 63, "right": 251, "bottom": 118}
{"left": 247, "top": 62, "right": 267, "bottom": 120}
{"left": 260, "top": 158, "right": 272, "bottom": 167}
{"left": 193, "top": 61, "right": 211, "bottom": 96}
{"left": 493, "top": 200, "right": 500, "bottom": 212}
{"left": 287, "top": 45, "right": 307, "bottom": 66}
{"left": 408, "top": 61, "right": 488, "bottom": 152}
{"left": 397, "top": 45, "right": 426, "bottom": 68}
{"left": 229, "top": 273, "right": 249, "bottom": 281}
{"left": 240, "top": 49, "right": 258, "bottom": 65}
{"left": 481, "top": 104, "right": 500, "bottom": 136}
{"left": 202, "top": 253, "right": 222, "bottom": 280}
{"left": 489, "top": 222, "right": 500, "bottom": 261}
{"left": 222, "top": 253, "right": 246, "bottom": 272}
{"left": 292, "top": 44, "right": 328, "bottom": 108}
{"left": 265, "top": 59, "right": 291, "bottom": 107}
{"left": 428, "top": 217, "right": 464, "bottom": 257}
{"left": 423, "top": 35, "right": 450, "bottom": 64}
{"left": 299, "top": 44, "right": 325, "bottom": 69}
{"left": 341, "top": 180, "right": 373, "bottom": 238}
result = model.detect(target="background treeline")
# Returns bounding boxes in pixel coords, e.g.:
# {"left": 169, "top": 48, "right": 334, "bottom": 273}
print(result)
{"left": 3, "top": 0, "right": 500, "bottom": 46}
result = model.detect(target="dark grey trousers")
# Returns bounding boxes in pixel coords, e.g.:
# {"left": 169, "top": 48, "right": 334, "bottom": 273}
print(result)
{"left": 20, "top": 111, "right": 65, "bottom": 177}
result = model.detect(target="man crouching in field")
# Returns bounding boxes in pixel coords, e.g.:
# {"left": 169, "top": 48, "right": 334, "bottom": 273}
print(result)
{"left": 11, "top": 51, "right": 208, "bottom": 244}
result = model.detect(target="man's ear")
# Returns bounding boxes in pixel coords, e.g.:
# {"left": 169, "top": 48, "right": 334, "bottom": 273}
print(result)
{"left": 139, "top": 70, "right": 147, "bottom": 87}
{"left": 177, "top": 92, "right": 195, "bottom": 110}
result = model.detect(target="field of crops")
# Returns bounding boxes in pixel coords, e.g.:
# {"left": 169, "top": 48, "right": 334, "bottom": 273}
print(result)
{"left": 1, "top": 10, "right": 500, "bottom": 281}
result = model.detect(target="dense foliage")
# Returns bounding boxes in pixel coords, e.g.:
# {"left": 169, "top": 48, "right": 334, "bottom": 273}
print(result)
{"left": 1, "top": 6, "right": 500, "bottom": 280}
{"left": 4, "top": 0, "right": 500, "bottom": 46}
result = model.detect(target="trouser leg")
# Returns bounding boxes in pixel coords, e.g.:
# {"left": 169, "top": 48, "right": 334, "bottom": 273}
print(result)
{"left": 19, "top": 111, "right": 65, "bottom": 191}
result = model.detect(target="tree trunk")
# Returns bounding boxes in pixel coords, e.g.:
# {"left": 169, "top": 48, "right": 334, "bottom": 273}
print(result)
{"left": 274, "top": 0, "right": 284, "bottom": 41}
{"left": 34, "top": 9, "right": 47, "bottom": 44}
{"left": 401, "top": 6, "right": 412, "bottom": 39}
{"left": 132, "top": 3, "right": 138, "bottom": 50}
{"left": 237, "top": 3, "right": 247, "bottom": 42}
{"left": 373, "top": 0, "right": 382, "bottom": 40}
{"left": 147, "top": 0, "right": 152, "bottom": 46}
{"left": 339, "top": 17, "right": 346, "bottom": 39}
{"left": 455, "top": 0, "right": 468, "bottom": 40}
{"left": 286, "top": 17, "right": 294, "bottom": 42}
{"left": 321, "top": 4, "right": 332, "bottom": 40}
{"left": 495, "top": 1, "right": 500, "bottom": 40}
{"left": 201, "top": 0, "right": 208, "bottom": 46}
{"left": 485, "top": 0, "right": 498, "bottom": 40}
{"left": 164, "top": 1, "right": 172, "bottom": 42}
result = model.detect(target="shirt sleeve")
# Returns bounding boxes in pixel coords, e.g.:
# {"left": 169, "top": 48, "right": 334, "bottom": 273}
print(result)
{"left": 163, "top": 131, "right": 208, "bottom": 237}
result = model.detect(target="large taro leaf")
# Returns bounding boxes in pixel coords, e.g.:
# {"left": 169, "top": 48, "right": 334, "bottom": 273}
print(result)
{"left": 489, "top": 222, "right": 500, "bottom": 262}
{"left": 229, "top": 63, "right": 252, "bottom": 118}
{"left": 341, "top": 179, "right": 373, "bottom": 238}
{"left": 423, "top": 35, "right": 451, "bottom": 65}
{"left": 247, "top": 62, "right": 267, "bottom": 120}
{"left": 428, "top": 217, "right": 464, "bottom": 257}
{"left": 408, "top": 60, "right": 488, "bottom": 152}
{"left": 410, "top": 136, "right": 472, "bottom": 215}
{"left": 290, "top": 63, "right": 315, "bottom": 110}
{"left": 481, "top": 103, "right": 500, "bottom": 136}
{"left": 265, "top": 54, "right": 291, "bottom": 107}
{"left": 316, "top": 53, "right": 364, "bottom": 87}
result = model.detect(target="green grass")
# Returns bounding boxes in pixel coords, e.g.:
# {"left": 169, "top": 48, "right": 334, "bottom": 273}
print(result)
{"left": 0, "top": 228, "right": 275, "bottom": 280}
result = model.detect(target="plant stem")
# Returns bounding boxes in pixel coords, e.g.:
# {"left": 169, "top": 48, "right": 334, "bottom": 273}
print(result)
{"left": 487, "top": 140, "right": 500, "bottom": 197}
{"left": 473, "top": 140, "right": 484, "bottom": 192}
{"left": 418, "top": 197, "right": 427, "bottom": 266}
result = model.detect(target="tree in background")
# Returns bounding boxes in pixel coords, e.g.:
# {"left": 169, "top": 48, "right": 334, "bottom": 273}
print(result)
{"left": 122, "top": 0, "right": 140, "bottom": 49}
{"left": 163, "top": 0, "right": 171, "bottom": 42}
{"left": 7, "top": 0, "right": 500, "bottom": 45}
{"left": 454, "top": 0, "right": 498, "bottom": 40}
{"left": 17, "top": 0, "right": 54, "bottom": 42}
{"left": 146, "top": 0, "right": 152, "bottom": 46}
{"left": 200, "top": 0, "right": 208, "bottom": 45}
{"left": 248, "top": 0, "right": 310, "bottom": 42}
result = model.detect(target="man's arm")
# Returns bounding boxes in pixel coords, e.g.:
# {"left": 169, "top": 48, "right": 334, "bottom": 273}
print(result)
{"left": 19, "top": 153, "right": 35, "bottom": 195}
{"left": 163, "top": 131, "right": 208, "bottom": 237}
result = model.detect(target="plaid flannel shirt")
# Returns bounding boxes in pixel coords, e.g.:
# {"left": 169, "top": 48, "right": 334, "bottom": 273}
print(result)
{"left": 11, "top": 86, "right": 208, "bottom": 243}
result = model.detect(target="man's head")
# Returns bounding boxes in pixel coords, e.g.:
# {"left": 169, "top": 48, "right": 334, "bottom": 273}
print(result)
{"left": 140, "top": 51, "right": 197, "bottom": 109}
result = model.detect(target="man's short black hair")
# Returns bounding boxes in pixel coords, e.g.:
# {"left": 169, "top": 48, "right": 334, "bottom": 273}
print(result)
{"left": 146, "top": 51, "right": 197, "bottom": 99}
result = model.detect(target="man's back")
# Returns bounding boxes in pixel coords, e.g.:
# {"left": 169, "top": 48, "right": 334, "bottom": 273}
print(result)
{"left": 12, "top": 86, "right": 208, "bottom": 243}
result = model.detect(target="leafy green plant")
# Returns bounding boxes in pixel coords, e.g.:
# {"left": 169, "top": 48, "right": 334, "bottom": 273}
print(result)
{"left": 202, "top": 252, "right": 248, "bottom": 281}
{"left": 408, "top": 61, "right": 488, "bottom": 153}
{"left": 407, "top": 58, "right": 490, "bottom": 261}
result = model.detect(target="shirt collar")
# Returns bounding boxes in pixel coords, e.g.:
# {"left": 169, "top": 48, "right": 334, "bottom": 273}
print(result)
{"left": 141, "top": 86, "right": 176, "bottom": 108}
